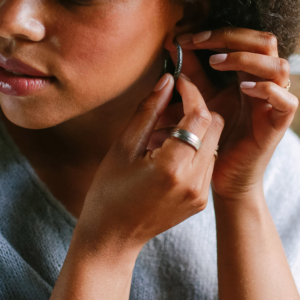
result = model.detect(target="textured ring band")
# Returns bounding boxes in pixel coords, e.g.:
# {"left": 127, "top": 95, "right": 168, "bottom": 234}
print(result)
{"left": 170, "top": 128, "right": 202, "bottom": 151}
{"left": 284, "top": 79, "right": 291, "bottom": 92}
{"left": 214, "top": 150, "right": 218, "bottom": 160}
{"left": 173, "top": 41, "right": 183, "bottom": 82}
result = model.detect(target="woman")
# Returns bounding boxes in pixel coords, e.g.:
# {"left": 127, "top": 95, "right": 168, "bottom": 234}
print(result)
{"left": 0, "top": 0, "right": 300, "bottom": 299}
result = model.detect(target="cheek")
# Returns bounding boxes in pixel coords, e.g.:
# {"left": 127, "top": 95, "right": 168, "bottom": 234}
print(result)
{"left": 0, "top": 1, "right": 172, "bottom": 129}
{"left": 52, "top": 2, "right": 167, "bottom": 107}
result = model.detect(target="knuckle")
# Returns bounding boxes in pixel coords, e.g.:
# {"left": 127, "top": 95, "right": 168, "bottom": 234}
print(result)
{"left": 265, "top": 82, "right": 276, "bottom": 95}
{"left": 185, "top": 186, "right": 201, "bottom": 200}
{"left": 262, "top": 32, "right": 278, "bottom": 51}
{"left": 269, "top": 35, "right": 278, "bottom": 49}
{"left": 210, "top": 112, "right": 225, "bottom": 129}
{"left": 111, "top": 138, "right": 132, "bottom": 162}
{"left": 158, "top": 164, "right": 181, "bottom": 187}
{"left": 278, "top": 59, "right": 290, "bottom": 77}
{"left": 289, "top": 95, "right": 299, "bottom": 112}
{"left": 136, "top": 95, "right": 157, "bottom": 114}
{"left": 235, "top": 53, "right": 248, "bottom": 65}
{"left": 192, "top": 108, "right": 212, "bottom": 128}
{"left": 222, "top": 27, "right": 235, "bottom": 38}
{"left": 191, "top": 198, "right": 208, "bottom": 213}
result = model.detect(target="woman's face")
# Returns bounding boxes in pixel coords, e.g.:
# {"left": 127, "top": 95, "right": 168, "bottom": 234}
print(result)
{"left": 0, "top": 0, "right": 183, "bottom": 129}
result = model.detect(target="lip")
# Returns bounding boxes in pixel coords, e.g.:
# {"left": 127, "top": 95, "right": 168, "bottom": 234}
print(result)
{"left": 0, "top": 54, "right": 51, "bottom": 77}
{"left": 0, "top": 54, "right": 55, "bottom": 96}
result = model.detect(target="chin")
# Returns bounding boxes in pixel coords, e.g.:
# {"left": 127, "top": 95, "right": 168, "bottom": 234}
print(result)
{"left": 0, "top": 100, "right": 70, "bottom": 130}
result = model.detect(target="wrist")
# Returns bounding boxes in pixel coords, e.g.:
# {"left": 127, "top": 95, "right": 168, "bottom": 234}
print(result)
{"left": 212, "top": 185, "right": 270, "bottom": 225}
{"left": 212, "top": 181, "right": 264, "bottom": 205}
{"left": 51, "top": 219, "right": 142, "bottom": 300}
{"left": 72, "top": 221, "right": 144, "bottom": 264}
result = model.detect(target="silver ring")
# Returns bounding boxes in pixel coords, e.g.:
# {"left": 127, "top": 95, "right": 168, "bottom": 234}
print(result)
{"left": 170, "top": 128, "right": 201, "bottom": 151}
{"left": 284, "top": 79, "right": 291, "bottom": 92}
{"left": 214, "top": 150, "right": 218, "bottom": 160}
{"left": 214, "top": 145, "right": 219, "bottom": 160}
{"left": 173, "top": 41, "right": 183, "bottom": 82}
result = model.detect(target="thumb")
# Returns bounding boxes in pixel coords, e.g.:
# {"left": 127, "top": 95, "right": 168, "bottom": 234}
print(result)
{"left": 114, "top": 73, "right": 174, "bottom": 161}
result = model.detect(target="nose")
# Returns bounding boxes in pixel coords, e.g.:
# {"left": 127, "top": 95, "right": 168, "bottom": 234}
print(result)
{"left": 0, "top": 0, "right": 46, "bottom": 42}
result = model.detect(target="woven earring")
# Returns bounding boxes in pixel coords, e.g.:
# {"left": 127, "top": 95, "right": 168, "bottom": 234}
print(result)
{"left": 163, "top": 41, "right": 183, "bottom": 81}
{"left": 173, "top": 41, "right": 183, "bottom": 81}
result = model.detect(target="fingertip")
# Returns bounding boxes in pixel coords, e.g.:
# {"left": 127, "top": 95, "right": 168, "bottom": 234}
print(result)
{"left": 240, "top": 82, "right": 257, "bottom": 89}
{"left": 163, "top": 34, "right": 178, "bottom": 52}
{"left": 154, "top": 73, "right": 173, "bottom": 92}
{"left": 175, "top": 73, "right": 192, "bottom": 92}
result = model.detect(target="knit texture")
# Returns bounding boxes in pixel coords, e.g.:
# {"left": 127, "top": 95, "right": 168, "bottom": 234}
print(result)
{"left": 0, "top": 119, "right": 300, "bottom": 299}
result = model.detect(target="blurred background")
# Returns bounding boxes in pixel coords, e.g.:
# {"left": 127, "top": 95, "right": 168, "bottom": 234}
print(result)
{"left": 289, "top": 54, "right": 300, "bottom": 136}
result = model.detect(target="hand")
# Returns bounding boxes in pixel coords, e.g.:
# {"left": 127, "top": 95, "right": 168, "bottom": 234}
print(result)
{"left": 163, "top": 27, "right": 299, "bottom": 200}
{"left": 77, "top": 73, "right": 224, "bottom": 248}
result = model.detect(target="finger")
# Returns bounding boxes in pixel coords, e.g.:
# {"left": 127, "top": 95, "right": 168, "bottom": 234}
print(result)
{"left": 177, "top": 27, "right": 279, "bottom": 57}
{"left": 240, "top": 81, "right": 299, "bottom": 132}
{"left": 147, "top": 127, "right": 175, "bottom": 152}
{"left": 193, "top": 112, "right": 224, "bottom": 166}
{"left": 155, "top": 74, "right": 212, "bottom": 163}
{"left": 209, "top": 52, "right": 290, "bottom": 87}
{"left": 115, "top": 73, "right": 174, "bottom": 161}
{"left": 154, "top": 102, "right": 183, "bottom": 130}
{"left": 187, "top": 156, "right": 214, "bottom": 214}
{"left": 197, "top": 158, "right": 214, "bottom": 206}
{"left": 169, "top": 48, "right": 217, "bottom": 100}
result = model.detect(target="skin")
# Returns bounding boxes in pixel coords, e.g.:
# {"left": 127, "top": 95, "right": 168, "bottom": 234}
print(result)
{"left": 0, "top": 0, "right": 299, "bottom": 299}
{"left": 0, "top": 0, "right": 186, "bottom": 217}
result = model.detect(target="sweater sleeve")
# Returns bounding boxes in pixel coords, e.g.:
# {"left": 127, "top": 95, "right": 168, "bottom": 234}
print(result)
{"left": 0, "top": 232, "right": 53, "bottom": 300}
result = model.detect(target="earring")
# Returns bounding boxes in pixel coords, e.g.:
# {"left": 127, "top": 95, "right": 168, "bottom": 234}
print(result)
{"left": 163, "top": 58, "right": 168, "bottom": 74}
{"left": 173, "top": 41, "right": 183, "bottom": 81}
{"left": 164, "top": 41, "right": 183, "bottom": 82}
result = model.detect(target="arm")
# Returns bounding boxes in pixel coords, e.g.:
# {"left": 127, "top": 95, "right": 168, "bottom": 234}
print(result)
{"left": 50, "top": 73, "right": 223, "bottom": 299}
{"left": 214, "top": 191, "right": 299, "bottom": 300}
{"left": 173, "top": 26, "right": 300, "bottom": 299}
{"left": 50, "top": 225, "right": 141, "bottom": 300}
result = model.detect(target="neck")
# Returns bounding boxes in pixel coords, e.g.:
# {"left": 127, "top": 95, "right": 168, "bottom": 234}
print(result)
{"left": 0, "top": 58, "right": 164, "bottom": 218}
{"left": 1, "top": 58, "right": 164, "bottom": 165}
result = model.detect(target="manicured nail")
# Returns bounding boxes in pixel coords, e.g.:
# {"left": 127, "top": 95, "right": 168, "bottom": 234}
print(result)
{"left": 179, "top": 73, "right": 192, "bottom": 82}
{"left": 193, "top": 31, "right": 212, "bottom": 44}
{"left": 154, "top": 73, "right": 170, "bottom": 92}
{"left": 210, "top": 54, "right": 228, "bottom": 65}
{"left": 240, "top": 82, "right": 257, "bottom": 89}
{"left": 176, "top": 33, "right": 193, "bottom": 45}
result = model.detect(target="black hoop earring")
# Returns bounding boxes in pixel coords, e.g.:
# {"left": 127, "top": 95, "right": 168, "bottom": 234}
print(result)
{"left": 173, "top": 41, "right": 183, "bottom": 82}
{"left": 164, "top": 41, "right": 183, "bottom": 81}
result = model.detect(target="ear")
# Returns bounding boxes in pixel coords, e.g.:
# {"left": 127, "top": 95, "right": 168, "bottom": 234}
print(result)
{"left": 164, "top": 1, "right": 210, "bottom": 52}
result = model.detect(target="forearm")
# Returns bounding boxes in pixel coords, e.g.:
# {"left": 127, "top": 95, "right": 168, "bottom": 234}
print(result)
{"left": 213, "top": 190, "right": 299, "bottom": 300}
{"left": 50, "top": 224, "right": 142, "bottom": 300}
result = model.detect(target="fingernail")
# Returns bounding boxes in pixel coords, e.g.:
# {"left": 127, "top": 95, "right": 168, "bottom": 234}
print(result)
{"left": 154, "top": 73, "right": 170, "bottom": 92}
{"left": 240, "top": 82, "right": 257, "bottom": 89}
{"left": 179, "top": 73, "right": 192, "bottom": 82}
{"left": 210, "top": 54, "right": 228, "bottom": 65}
{"left": 193, "top": 31, "right": 212, "bottom": 44}
{"left": 176, "top": 33, "right": 193, "bottom": 45}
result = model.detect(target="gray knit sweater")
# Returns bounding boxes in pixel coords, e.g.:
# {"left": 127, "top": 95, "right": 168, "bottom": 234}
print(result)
{"left": 0, "top": 119, "right": 300, "bottom": 300}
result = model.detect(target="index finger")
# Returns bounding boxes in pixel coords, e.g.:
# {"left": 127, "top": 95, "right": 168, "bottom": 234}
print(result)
{"left": 156, "top": 74, "right": 213, "bottom": 163}
{"left": 177, "top": 27, "right": 279, "bottom": 57}
{"left": 168, "top": 48, "right": 217, "bottom": 100}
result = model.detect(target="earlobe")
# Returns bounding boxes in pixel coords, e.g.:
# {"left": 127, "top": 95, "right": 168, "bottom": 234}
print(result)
{"left": 164, "top": 23, "right": 193, "bottom": 52}
{"left": 164, "top": 32, "right": 178, "bottom": 52}
{"left": 164, "top": 0, "right": 209, "bottom": 52}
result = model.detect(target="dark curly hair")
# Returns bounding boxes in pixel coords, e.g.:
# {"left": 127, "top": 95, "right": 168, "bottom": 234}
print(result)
{"left": 182, "top": 0, "right": 300, "bottom": 58}
{"left": 169, "top": 0, "right": 300, "bottom": 93}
